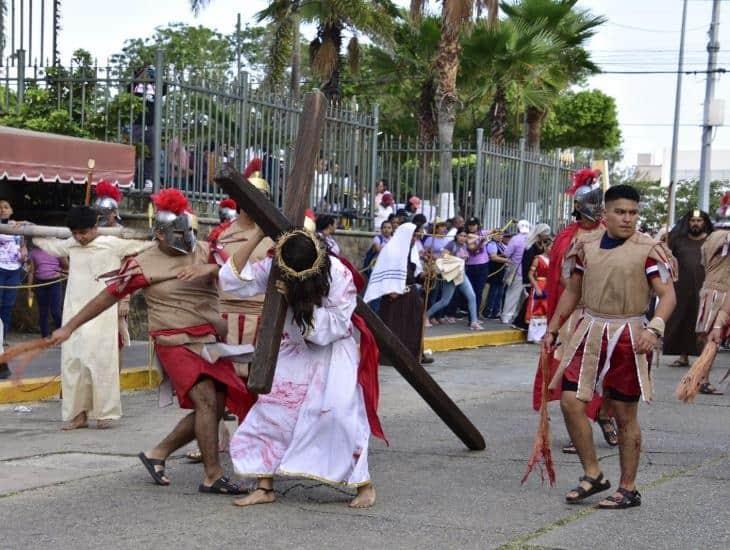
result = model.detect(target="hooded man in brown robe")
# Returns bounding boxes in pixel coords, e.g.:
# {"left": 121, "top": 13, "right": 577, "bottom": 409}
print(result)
{"left": 664, "top": 210, "right": 713, "bottom": 366}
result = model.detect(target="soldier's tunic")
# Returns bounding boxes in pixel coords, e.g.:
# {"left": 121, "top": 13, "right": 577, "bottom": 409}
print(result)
{"left": 107, "top": 242, "right": 252, "bottom": 419}
{"left": 549, "top": 231, "right": 675, "bottom": 403}
{"left": 696, "top": 230, "right": 730, "bottom": 334}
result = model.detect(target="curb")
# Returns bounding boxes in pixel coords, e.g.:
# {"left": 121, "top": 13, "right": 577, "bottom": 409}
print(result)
{"left": 0, "top": 367, "right": 161, "bottom": 405}
{"left": 1, "top": 330, "right": 524, "bottom": 404}
{"left": 424, "top": 328, "right": 525, "bottom": 352}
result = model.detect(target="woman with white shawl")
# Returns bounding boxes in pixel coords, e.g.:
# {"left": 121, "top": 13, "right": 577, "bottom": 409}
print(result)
{"left": 363, "top": 223, "right": 425, "bottom": 363}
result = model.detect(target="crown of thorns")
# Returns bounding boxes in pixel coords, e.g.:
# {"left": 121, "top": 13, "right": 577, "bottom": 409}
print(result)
{"left": 274, "top": 229, "right": 327, "bottom": 281}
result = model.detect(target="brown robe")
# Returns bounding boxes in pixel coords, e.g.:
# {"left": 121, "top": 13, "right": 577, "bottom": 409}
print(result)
{"left": 664, "top": 233, "right": 706, "bottom": 355}
{"left": 550, "top": 230, "right": 676, "bottom": 403}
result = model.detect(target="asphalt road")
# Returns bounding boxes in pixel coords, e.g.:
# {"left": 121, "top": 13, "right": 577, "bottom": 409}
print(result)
{"left": 1, "top": 344, "right": 728, "bottom": 549}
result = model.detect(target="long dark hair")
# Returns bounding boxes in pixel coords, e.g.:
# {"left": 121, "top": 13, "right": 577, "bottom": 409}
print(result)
{"left": 278, "top": 233, "right": 332, "bottom": 333}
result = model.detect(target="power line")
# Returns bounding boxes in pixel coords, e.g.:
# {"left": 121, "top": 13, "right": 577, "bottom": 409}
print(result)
{"left": 600, "top": 68, "right": 727, "bottom": 74}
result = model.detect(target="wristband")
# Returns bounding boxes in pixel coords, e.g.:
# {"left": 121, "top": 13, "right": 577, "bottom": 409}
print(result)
{"left": 647, "top": 316, "right": 665, "bottom": 338}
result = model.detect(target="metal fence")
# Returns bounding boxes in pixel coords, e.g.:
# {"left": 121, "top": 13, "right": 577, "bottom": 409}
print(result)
{"left": 0, "top": 51, "right": 578, "bottom": 230}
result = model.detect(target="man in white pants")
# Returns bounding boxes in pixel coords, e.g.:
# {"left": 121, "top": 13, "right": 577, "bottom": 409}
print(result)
{"left": 501, "top": 219, "right": 531, "bottom": 324}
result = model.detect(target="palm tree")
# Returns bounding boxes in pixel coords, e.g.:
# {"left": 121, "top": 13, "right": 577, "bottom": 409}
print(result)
{"left": 191, "top": 0, "right": 400, "bottom": 101}
{"left": 433, "top": 0, "right": 497, "bottom": 200}
{"left": 460, "top": 18, "right": 560, "bottom": 145}
{"left": 500, "top": 0, "right": 605, "bottom": 149}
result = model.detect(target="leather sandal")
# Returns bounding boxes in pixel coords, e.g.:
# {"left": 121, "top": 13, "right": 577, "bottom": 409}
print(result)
{"left": 597, "top": 487, "right": 641, "bottom": 509}
{"left": 565, "top": 472, "right": 611, "bottom": 503}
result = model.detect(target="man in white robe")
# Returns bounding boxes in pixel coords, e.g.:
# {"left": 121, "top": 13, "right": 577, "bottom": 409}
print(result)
{"left": 34, "top": 206, "right": 152, "bottom": 430}
{"left": 219, "top": 229, "right": 384, "bottom": 508}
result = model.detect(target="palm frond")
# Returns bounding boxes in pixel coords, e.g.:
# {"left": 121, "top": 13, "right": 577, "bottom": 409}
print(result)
{"left": 310, "top": 36, "right": 339, "bottom": 80}
{"left": 347, "top": 36, "right": 360, "bottom": 75}
{"left": 189, "top": 0, "right": 212, "bottom": 16}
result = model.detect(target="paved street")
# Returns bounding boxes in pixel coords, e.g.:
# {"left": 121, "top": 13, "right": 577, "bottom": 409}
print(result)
{"left": 1, "top": 343, "right": 728, "bottom": 549}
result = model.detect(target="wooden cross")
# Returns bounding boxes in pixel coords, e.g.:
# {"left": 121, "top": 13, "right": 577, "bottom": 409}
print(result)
{"left": 215, "top": 92, "right": 485, "bottom": 451}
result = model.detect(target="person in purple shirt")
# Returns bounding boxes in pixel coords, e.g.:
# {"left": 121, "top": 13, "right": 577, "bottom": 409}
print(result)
{"left": 423, "top": 221, "right": 450, "bottom": 255}
{"left": 28, "top": 245, "right": 67, "bottom": 338}
{"left": 465, "top": 217, "right": 490, "bottom": 318}
{"left": 501, "top": 219, "right": 531, "bottom": 324}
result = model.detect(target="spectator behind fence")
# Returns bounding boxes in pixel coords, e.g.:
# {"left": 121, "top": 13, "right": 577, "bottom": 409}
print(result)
{"left": 28, "top": 243, "right": 66, "bottom": 338}
{"left": 374, "top": 192, "right": 394, "bottom": 230}
{"left": 0, "top": 200, "right": 27, "bottom": 340}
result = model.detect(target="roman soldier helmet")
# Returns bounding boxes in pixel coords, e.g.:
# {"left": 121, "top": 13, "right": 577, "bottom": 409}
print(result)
{"left": 94, "top": 181, "right": 123, "bottom": 225}
{"left": 151, "top": 188, "right": 196, "bottom": 254}
{"left": 566, "top": 168, "right": 603, "bottom": 222}
{"left": 218, "top": 198, "right": 238, "bottom": 223}
{"left": 715, "top": 192, "right": 730, "bottom": 228}
{"left": 244, "top": 158, "right": 269, "bottom": 195}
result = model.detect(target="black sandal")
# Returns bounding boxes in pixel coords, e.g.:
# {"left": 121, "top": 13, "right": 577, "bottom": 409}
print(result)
{"left": 597, "top": 487, "right": 641, "bottom": 509}
{"left": 565, "top": 472, "right": 611, "bottom": 503}
{"left": 597, "top": 417, "right": 619, "bottom": 447}
{"left": 699, "top": 383, "right": 724, "bottom": 395}
{"left": 138, "top": 452, "right": 170, "bottom": 486}
{"left": 562, "top": 441, "right": 578, "bottom": 454}
{"left": 199, "top": 476, "right": 247, "bottom": 495}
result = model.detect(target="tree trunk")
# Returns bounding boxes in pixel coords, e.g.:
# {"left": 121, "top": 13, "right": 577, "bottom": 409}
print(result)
{"left": 489, "top": 86, "right": 508, "bottom": 145}
{"left": 435, "top": 20, "right": 461, "bottom": 202}
{"left": 526, "top": 106, "right": 545, "bottom": 151}
{"left": 290, "top": 15, "right": 301, "bottom": 99}
{"left": 417, "top": 78, "right": 437, "bottom": 146}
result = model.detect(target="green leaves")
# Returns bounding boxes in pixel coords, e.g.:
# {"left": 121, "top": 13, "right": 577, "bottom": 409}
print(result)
{"left": 541, "top": 90, "right": 621, "bottom": 151}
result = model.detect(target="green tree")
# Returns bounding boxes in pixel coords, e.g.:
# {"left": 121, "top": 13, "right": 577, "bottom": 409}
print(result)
{"left": 625, "top": 178, "right": 730, "bottom": 232}
{"left": 500, "top": 0, "right": 605, "bottom": 149}
{"left": 460, "top": 18, "right": 559, "bottom": 145}
{"left": 191, "top": 0, "right": 400, "bottom": 100}
{"left": 541, "top": 89, "right": 621, "bottom": 151}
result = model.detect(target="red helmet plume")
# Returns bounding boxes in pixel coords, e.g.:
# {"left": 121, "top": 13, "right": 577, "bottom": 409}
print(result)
{"left": 151, "top": 188, "right": 189, "bottom": 215}
{"left": 566, "top": 168, "right": 601, "bottom": 196}
{"left": 219, "top": 198, "right": 237, "bottom": 210}
{"left": 721, "top": 191, "right": 730, "bottom": 208}
{"left": 243, "top": 158, "right": 263, "bottom": 179}
{"left": 95, "top": 180, "right": 123, "bottom": 203}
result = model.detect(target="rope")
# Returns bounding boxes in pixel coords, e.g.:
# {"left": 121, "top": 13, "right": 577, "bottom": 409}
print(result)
{"left": 17, "top": 374, "right": 61, "bottom": 393}
{"left": 0, "top": 277, "right": 67, "bottom": 290}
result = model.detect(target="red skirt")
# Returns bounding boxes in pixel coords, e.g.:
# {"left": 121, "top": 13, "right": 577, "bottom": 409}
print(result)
{"left": 155, "top": 344, "right": 255, "bottom": 421}
{"left": 563, "top": 326, "right": 644, "bottom": 400}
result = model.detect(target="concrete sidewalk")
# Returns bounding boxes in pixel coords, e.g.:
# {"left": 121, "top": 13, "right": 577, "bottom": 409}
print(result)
{"left": 0, "top": 344, "right": 727, "bottom": 549}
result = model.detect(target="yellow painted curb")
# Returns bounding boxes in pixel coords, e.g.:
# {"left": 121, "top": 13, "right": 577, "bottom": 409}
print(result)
{"left": 2, "top": 331, "right": 522, "bottom": 404}
{"left": 424, "top": 329, "right": 525, "bottom": 352}
{"left": 0, "top": 367, "right": 161, "bottom": 405}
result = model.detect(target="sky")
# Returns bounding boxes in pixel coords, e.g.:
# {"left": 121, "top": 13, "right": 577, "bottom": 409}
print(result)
{"left": 3, "top": 0, "right": 729, "bottom": 168}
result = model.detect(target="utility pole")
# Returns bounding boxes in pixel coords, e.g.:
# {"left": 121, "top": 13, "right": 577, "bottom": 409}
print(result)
{"left": 699, "top": 0, "right": 722, "bottom": 212}
{"left": 668, "top": 0, "right": 689, "bottom": 226}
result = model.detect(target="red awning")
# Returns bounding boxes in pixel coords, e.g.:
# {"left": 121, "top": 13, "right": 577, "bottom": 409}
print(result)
{"left": 0, "top": 126, "right": 135, "bottom": 187}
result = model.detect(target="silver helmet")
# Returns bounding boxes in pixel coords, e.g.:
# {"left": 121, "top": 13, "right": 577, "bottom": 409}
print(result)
{"left": 151, "top": 189, "right": 196, "bottom": 254}
{"left": 568, "top": 169, "right": 603, "bottom": 222}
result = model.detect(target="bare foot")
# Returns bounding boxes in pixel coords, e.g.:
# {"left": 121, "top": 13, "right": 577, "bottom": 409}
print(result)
{"left": 61, "top": 411, "right": 88, "bottom": 431}
{"left": 349, "top": 484, "right": 376, "bottom": 508}
{"left": 233, "top": 488, "right": 276, "bottom": 507}
{"left": 96, "top": 419, "right": 113, "bottom": 429}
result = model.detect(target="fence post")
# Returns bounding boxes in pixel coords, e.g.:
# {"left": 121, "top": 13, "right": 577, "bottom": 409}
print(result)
{"left": 152, "top": 49, "right": 164, "bottom": 194}
{"left": 474, "top": 128, "right": 485, "bottom": 223}
{"left": 238, "top": 71, "right": 249, "bottom": 173}
{"left": 16, "top": 49, "right": 26, "bottom": 111}
{"left": 551, "top": 149, "right": 562, "bottom": 229}
{"left": 516, "top": 137, "right": 526, "bottom": 219}
{"left": 369, "top": 103, "right": 380, "bottom": 231}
